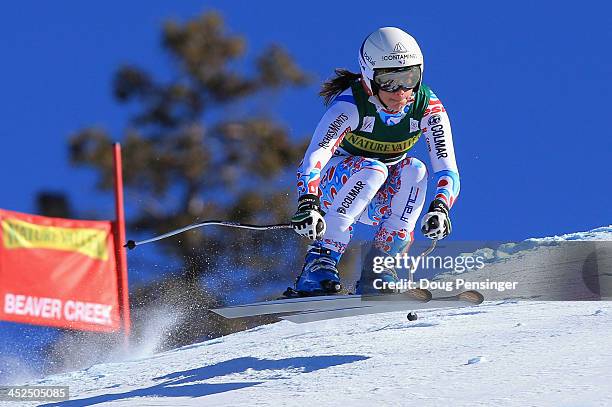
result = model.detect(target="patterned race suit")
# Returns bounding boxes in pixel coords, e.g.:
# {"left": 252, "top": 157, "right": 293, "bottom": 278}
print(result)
{"left": 297, "top": 80, "right": 460, "bottom": 257}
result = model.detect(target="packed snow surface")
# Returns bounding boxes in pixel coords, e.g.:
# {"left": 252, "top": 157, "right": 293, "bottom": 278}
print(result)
{"left": 10, "top": 226, "right": 612, "bottom": 407}
{"left": 17, "top": 301, "right": 612, "bottom": 407}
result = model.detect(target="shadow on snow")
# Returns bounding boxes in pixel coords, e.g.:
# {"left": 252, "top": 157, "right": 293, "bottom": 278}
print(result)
{"left": 42, "top": 355, "right": 369, "bottom": 406}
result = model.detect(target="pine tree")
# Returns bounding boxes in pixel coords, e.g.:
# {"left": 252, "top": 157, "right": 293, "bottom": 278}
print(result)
{"left": 65, "top": 11, "right": 311, "bottom": 351}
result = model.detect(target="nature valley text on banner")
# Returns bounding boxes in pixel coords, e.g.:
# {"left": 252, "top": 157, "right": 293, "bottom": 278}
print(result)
{"left": 2, "top": 217, "right": 109, "bottom": 261}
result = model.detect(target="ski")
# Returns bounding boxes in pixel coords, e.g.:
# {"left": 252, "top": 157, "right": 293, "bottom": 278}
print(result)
{"left": 210, "top": 288, "right": 432, "bottom": 319}
{"left": 429, "top": 290, "right": 484, "bottom": 305}
{"left": 280, "top": 290, "right": 484, "bottom": 323}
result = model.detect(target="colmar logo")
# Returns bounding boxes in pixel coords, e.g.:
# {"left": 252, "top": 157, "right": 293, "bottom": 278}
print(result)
{"left": 336, "top": 181, "right": 366, "bottom": 214}
{"left": 431, "top": 124, "right": 448, "bottom": 159}
{"left": 428, "top": 114, "right": 441, "bottom": 126}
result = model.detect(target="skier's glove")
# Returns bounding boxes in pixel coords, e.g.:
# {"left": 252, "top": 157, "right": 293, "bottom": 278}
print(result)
{"left": 291, "top": 194, "right": 326, "bottom": 241}
{"left": 421, "top": 199, "right": 452, "bottom": 240}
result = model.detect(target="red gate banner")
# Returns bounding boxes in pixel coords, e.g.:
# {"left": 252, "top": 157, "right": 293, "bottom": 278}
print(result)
{"left": 0, "top": 208, "right": 120, "bottom": 332}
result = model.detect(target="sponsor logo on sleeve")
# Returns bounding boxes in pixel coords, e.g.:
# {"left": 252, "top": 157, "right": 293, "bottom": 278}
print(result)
{"left": 318, "top": 113, "right": 349, "bottom": 148}
{"left": 428, "top": 114, "right": 441, "bottom": 126}
{"left": 410, "top": 118, "right": 420, "bottom": 132}
{"left": 430, "top": 124, "right": 448, "bottom": 159}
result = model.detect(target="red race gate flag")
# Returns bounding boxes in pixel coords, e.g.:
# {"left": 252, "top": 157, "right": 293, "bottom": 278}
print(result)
{"left": 0, "top": 208, "right": 121, "bottom": 332}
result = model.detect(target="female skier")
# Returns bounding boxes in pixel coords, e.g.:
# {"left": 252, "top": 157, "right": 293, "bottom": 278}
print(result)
{"left": 290, "top": 27, "right": 459, "bottom": 295}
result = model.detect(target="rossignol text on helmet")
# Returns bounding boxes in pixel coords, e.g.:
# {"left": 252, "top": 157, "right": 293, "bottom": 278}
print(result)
{"left": 358, "top": 27, "right": 424, "bottom": 95}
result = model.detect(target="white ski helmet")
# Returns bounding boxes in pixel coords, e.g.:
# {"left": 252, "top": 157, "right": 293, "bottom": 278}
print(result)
{"left": 358, "top": 27, "right": 424, "bottom": 95}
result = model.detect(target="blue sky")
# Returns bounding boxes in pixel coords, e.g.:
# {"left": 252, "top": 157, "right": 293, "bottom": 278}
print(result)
{"left": 1, "top": 0, "right": 611, "bottom": 382}
{"left": 1, "top": 1, "right": 610, "bottom": 240}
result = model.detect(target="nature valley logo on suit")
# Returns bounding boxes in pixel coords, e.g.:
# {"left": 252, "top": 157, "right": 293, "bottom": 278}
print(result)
{"left": 344, "top": 132, "right": 420, "bottom": 154}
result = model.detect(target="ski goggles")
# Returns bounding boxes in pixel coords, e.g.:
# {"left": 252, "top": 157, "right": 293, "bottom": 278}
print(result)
{"left": 373, "top": 66, "right": 421, "bottom": 92}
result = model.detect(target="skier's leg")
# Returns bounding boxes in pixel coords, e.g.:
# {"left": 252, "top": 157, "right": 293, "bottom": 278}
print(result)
{"left": 357, "top": 157, "right": 428, "bottom": 293}
{"left": 319, "top": 156, "right": 389, "bottom": 252}
{"left": 372, "top": 157, "right": 428, "bottom": 254}
{"left": 295, "top": 156, "right": 388, "bottom": 294}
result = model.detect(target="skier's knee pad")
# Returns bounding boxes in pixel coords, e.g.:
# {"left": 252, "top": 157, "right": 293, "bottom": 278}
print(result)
{"left": 396, "top": 157, "right": 427, "bottom": 185}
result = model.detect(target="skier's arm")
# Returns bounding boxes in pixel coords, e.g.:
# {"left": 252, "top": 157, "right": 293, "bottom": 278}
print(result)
{"left": 292, "top": 91, "right": 358, "bottom": 241}
{"left": 419, "top": 90, "right": 459, "bottom": 239}
{"left": 421, "top": 90, "right": 460, "bottom": 209}
{"left": 297, "top": 92, "right": 359, "bottom": 197}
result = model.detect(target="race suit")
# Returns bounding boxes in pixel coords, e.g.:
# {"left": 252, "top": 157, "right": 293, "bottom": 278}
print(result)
{"left": 297, "top": 80, "right": 459, "bottom": 256}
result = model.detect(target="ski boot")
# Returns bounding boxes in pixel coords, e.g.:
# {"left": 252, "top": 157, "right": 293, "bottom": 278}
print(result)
{"left": 290, "top": 244, "right": 342, "bottom": 296}
{"left": 356, "top": 245, "right": 400, "bottom": 295}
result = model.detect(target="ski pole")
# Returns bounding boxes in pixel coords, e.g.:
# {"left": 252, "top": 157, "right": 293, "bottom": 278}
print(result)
{"left": 420, "top": 238, "right": 438, "bottom": 257}
{"left": 409, "top": 238, "right": 438, "bottom": 275}
{"left": 124, "top": 221, "right": 292, "bottom": 250}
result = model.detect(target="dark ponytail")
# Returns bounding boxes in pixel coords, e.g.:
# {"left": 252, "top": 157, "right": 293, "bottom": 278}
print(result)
{"left": 319, "top": 69, "right": 362, "bottom": 106}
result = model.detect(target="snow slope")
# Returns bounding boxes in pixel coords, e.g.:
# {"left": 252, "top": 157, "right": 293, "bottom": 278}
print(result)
{"left": 10, "top": 227, "right": 612, "bottom": 407}
{"left": 459, "top": 226, "right": 612, "bottom": 267}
